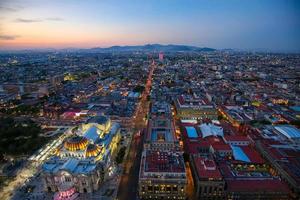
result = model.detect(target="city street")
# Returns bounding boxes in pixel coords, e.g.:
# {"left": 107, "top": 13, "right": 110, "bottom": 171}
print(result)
{"left": 117, "top": 63, "right": 155, "bottom": 200}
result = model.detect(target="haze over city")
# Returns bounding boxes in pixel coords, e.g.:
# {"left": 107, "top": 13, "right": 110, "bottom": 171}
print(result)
{"left": 0, "top": 0, "right": 300, "bottom": 52}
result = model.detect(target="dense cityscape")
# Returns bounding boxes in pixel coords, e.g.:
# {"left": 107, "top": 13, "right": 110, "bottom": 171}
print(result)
{"left": 1, "top": 0, "right": 300, "bottom": 200}
{"left": 0, "top": 48, "right": 299, "bottom": 200}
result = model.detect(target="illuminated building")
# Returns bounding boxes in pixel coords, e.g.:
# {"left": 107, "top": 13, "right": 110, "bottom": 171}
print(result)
{"left": 271, "top": 98, "right": 289, "bottom": 105}
{"left": 139, "top": 102, "right": 187, "bottom": 199}
{"left": 144, "top": 101, "right": 179, "bottom": 151}
{"left": 218, "top": 106, "right": 253, "bottom": 128}
{"left": 190, "top": 155, "right": 225, "bottom": 199}
{"left": 138, "top": 150, "right": 187, "bottom": 200}
{"left": 42, "top": 115, "right": 121, "bottom": 199}
{"left": 175, "top": 94, "right": 218, "bottom": 122}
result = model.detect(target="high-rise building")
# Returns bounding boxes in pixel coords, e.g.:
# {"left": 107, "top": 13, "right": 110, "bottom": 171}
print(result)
{"left": 158, "top": 52, "right": 164, "bottom": 61}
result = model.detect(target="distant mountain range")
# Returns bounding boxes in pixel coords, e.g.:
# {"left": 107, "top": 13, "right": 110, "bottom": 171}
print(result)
{"left": 86, "top": 44, "right": 216, "bottom": 52}
{"left": 0, "top": 44, "right": 216, "bottom": 53}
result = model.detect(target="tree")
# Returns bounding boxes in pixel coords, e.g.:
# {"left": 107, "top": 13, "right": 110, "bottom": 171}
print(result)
{"left": 0, "top": 117, "right": 46, "bottom": 156}
{"left": 116, "top": 147, "right": 126, "bottom": 164}
{"left": 133, "top": 85, "right": 145, "bottom": 93}
{"left": 183, "top": 153, "right": 189, "bottom": 162}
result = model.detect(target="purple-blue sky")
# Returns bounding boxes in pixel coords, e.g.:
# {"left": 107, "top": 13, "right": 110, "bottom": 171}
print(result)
{"left": 0, "top": 0, "right": 299, "bottom": 52}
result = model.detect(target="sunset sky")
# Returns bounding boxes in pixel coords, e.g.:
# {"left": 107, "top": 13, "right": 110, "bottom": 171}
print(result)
{"left": 0, "top": 0, "right": 299, "bottom": 52}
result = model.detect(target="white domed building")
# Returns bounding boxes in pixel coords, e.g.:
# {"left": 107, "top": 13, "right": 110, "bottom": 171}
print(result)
{"left": 41, "top": 115, "right": 121, "bottom": 199}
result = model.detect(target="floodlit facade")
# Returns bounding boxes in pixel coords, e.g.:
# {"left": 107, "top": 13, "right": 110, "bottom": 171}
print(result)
{"left": 41, "top": 116, "right": 121, "bottom": 199}
{"left": 139, "top": 102, "right": 187, "bottom": 199}
{"left": 175, "top": 94, "right": 218, "bottom": 121}
{"left": 190, "top": 155, "right": 225, "bottom": 199}
{"left": 138, "top": 150, "right": 187, "bottom": 200}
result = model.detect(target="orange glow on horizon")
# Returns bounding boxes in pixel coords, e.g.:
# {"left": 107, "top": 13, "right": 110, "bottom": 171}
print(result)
{"left": 0, "top": 37, "right": 152, "bottom": 49}
{"left": 1, "top": 21, "right": 157, "bottom": 49}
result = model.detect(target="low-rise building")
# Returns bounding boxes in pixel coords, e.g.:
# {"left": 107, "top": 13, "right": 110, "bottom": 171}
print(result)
{"left": 175, "top": 94, "right": 218, "bottom": 122}
{"left": 138, "top": 150, "right": 187, "bottom": 200}
{"left": 139, "top": 101, "right": 187, "bottom": 199}
{"left": 190, "top": 155, "right": 225, "bottom": 199}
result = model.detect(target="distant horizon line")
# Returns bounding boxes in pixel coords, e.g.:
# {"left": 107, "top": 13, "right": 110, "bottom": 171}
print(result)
{"left": 0, "top": 43, "right": 299, "bottom": 54}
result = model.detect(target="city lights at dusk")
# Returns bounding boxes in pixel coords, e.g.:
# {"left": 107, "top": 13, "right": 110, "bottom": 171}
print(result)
{"left": 0, "top": 1, "right": 299, "bottom": 200}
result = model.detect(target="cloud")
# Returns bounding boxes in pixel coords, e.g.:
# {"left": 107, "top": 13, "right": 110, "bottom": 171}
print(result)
{"left": 14, "top": 18, "right": 42, "bottom": 23}
{"left": 0, "top": 6, "right": 18, "bottom": 12}
{"left": 14, "top": 17, "right": 64, "bottom": 23}
{"left": 46, "top": 17, "right": 64, "bottom": 21}
{"left": 0, "top": 34, "right": 20, "bottom": 40}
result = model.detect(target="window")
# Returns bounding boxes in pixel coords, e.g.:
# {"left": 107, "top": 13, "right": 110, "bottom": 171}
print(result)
{"left": 181, "top": 187, "right": 184, "bottom": 192}
{"left": 173, "top": 185, "right": 178, "bottom": 192}
{"left": 166, "top": 186, "right": 171, "bottom": 192}
{"left": 65, "top": 176, "right": 71, "bottom": 182}
{"left": 204, "top": 186, "right": 207, "bottom": 194}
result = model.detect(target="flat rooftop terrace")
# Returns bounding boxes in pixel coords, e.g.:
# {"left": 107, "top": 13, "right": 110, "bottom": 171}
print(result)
{"left": 143, "top": 151, "right": 185, "bottom": 174}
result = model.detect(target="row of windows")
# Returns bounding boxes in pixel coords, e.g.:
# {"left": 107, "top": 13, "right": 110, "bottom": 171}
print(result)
{"left": 146, "top": 173, "right": 185, "bottom": 178}
{"left": 179, "top": 110, "right": 217, "bottom": 115}
{"left": 50, "top": 176, "right": 89, "bottom": 186}
{"left": 199, "top": 185, "right": 223, "bottom": 195}
{"left": 140, "top": 194, "right": 185, "bottom": 199}
{"left": 141, "top": 185, "right": 184, "bottom": 193}
{"left": 228, "top": 141, "right": 249, "bottom": 145}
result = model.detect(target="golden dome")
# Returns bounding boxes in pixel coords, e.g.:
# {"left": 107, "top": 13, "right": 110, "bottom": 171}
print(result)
{"left": 53, "top": 147, "right": 61, "bottom": 155}
{"left": 64, "top": 136, "right": 88, "bottom": 151}
{"left": 85, "top": 144, "right": 102, "bottom": 157}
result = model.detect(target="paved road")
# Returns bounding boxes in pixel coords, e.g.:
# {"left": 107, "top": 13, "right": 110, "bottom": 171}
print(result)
{"left": 117, "top": 130, "right": 143, "bottom": 200}
{"left": 117, "top": 63, "right": 155, "bottom": 200}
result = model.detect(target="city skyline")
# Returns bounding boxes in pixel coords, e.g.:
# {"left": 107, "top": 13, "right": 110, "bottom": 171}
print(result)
{"left": 0, "top": 0, "right": 299, "bottom": 52}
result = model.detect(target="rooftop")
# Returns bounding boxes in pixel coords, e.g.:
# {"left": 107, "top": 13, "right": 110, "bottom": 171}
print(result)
{"left": 83, "top": 126, "right": 102, "bottom": 143}
{"left": 185, "top": 126, "right": 198, "bottom": 138}
{"left": 226, "top": 179, "right": 290, "bottom": 193}
{"left": 177, "top": 94, "right": 212, "bottom": 108}
{"left": 43, "top": 158, "right": 97, "bottom": 174}
{"left": 274, "top": 125, "right": 300, "bottom": 139}
{"left": 144, "top": 151, "right": 185, "bottom": 173}
{"left": 224, "top": 135, "right": 250, "bottom": 142}
{"left": 199, "top": 123, "right": 223, "bottom": 138}
{"left": 87, "top": 115, "right": 109, "bottom": 125}
{"left": 151, "top": 101, "right": 171, "bottom": 115}
{"left": 231, "top": 145, "right": 251, "bottom": 163}
{"left": 193, "top": 157, "right": 222, "bottom": 180}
